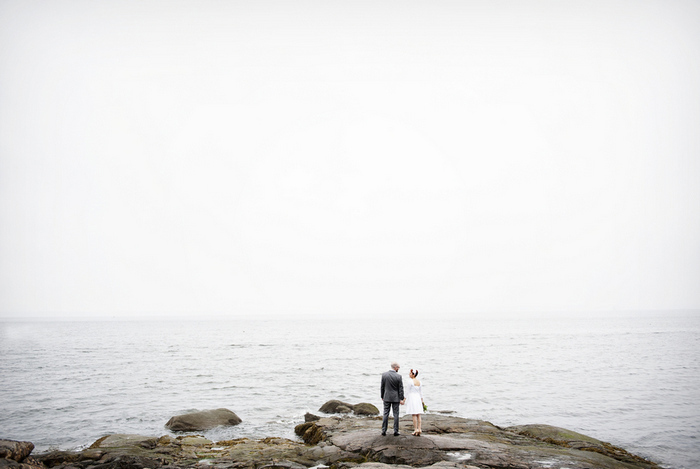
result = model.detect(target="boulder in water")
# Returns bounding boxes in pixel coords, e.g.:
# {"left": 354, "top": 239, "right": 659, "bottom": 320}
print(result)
{"left": 319, "top": 400, "right": 379, "bottom": 415}
{"left": 352, "top": 403, "right": 379, "bottom": 415}
{"left": 165, "top": 408, "right": 242, "bottom": 431}
{"left": 318, "top": 400, "right": 354, "bottom": 414}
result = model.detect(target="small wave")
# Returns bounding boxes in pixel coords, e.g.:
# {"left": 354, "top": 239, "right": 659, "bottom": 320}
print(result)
{"left": 213, "top": 385, "right": 239, "bottom": 390}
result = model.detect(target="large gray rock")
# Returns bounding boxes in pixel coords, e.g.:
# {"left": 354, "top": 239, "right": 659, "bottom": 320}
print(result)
{"left": 295, "top": 414, "right": 661, "bottom": 469}
{"left": 353, "top": 403, "right": 380, "bottom": 415}
{"left": 318, "top": 400, "right": 379, "bottom": 416}
{"left": 319, "top": 400, "right": 354, "bottom": 414}
{"left": 165, "top": 408, "right": 242, "bottom": 432}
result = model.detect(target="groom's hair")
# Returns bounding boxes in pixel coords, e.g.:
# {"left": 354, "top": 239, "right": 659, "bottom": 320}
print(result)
{"left": 391, "top": 361, "right": 400, "bottom": 369}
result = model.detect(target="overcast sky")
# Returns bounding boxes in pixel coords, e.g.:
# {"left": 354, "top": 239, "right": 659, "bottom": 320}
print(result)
{"left": 1, "top": 1, "right": 699, "bottom": 319}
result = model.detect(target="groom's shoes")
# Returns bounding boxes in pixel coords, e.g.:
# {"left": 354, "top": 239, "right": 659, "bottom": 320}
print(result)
{"left": 393, "top": 432, "right": 400, "bottom": 436}
{"left": 381, "top": 432, "right": 386, "bottom": 436}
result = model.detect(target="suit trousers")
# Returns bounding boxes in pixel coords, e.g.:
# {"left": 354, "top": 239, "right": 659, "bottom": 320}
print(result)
{"left": 382, "top": 401, "right": 400, "bottom": 434}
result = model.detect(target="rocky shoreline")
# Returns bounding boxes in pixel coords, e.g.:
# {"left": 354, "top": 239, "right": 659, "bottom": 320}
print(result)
{"left": 2, "top": 404, "right": 662, "bottom": 469}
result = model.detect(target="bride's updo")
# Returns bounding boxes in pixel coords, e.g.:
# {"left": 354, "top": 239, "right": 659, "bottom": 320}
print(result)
{"left": 411, "top": 369, "right": 419, "bottom": 377}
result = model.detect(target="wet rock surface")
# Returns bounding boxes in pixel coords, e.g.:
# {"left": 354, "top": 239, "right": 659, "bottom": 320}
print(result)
{"left": 5, "top": 413, "right": 662, "bottom": 469}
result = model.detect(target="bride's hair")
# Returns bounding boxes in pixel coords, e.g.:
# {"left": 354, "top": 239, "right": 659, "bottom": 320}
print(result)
{"left": 412, "top": 369, "right": 419, "bottom": 377}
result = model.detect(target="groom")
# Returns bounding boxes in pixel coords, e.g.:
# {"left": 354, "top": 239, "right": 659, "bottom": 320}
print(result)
{"left": 380, "top": 361, "right": 405, "bottom": 436}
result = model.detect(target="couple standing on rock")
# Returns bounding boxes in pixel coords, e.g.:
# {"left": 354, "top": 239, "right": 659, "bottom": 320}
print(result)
{"left": 380, "top": 361, "right": 424, "bottom": 437}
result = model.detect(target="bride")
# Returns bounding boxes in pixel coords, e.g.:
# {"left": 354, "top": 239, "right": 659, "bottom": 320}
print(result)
{"left": 405, "top": 369, "right": 424, "bottom": 436}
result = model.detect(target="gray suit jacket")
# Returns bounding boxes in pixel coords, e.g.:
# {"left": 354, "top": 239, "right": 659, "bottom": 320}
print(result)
{"left": 380, "top": 370, "right": 405, "bottom": 402}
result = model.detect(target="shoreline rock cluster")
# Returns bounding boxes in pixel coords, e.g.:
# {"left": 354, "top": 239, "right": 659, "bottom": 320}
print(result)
{"left": 2, "top": 401, "right": 662, "bottom": 469}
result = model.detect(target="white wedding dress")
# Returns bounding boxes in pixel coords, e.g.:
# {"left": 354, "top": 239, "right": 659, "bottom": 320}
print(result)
{"left": 405, "top": 379, "right": 424, "bottom": 414}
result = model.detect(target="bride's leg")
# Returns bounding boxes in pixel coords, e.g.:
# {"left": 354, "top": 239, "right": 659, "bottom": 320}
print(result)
{"left": 412, "top": 415, "right": 418, "bottom": 434}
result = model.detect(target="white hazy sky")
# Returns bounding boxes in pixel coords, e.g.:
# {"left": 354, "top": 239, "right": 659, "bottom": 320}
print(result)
{"left": 1, "top": 1, "right": 699, "bottom": 319}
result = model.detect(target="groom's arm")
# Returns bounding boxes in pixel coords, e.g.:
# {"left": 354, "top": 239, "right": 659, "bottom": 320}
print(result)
{"left": 398, "top": 377, "right": 405, "bottom": 401}
{"left": 380, "top": 375, "right": 385, "bottom": 400}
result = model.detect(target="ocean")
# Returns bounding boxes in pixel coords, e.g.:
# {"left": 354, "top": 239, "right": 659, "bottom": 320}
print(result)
{"left": 1, "top": 312, "right": 698, "bottom": 469}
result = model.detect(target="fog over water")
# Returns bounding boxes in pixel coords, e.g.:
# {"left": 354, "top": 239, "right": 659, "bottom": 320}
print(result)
{"left": 0, "top": 1, "right": 699, "bottom": 319}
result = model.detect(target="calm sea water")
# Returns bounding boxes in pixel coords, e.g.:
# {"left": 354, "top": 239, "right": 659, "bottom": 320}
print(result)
{"left": 1, "top": 312, "right": 698, "bottom": 469}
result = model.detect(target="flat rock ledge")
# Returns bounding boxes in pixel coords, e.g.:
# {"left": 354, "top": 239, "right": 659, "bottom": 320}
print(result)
{"left": 4, "top": 414, "right": 662, "bottom": 469}
{"left": 293, "top": 414, "right": 661, "bottom": 469}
